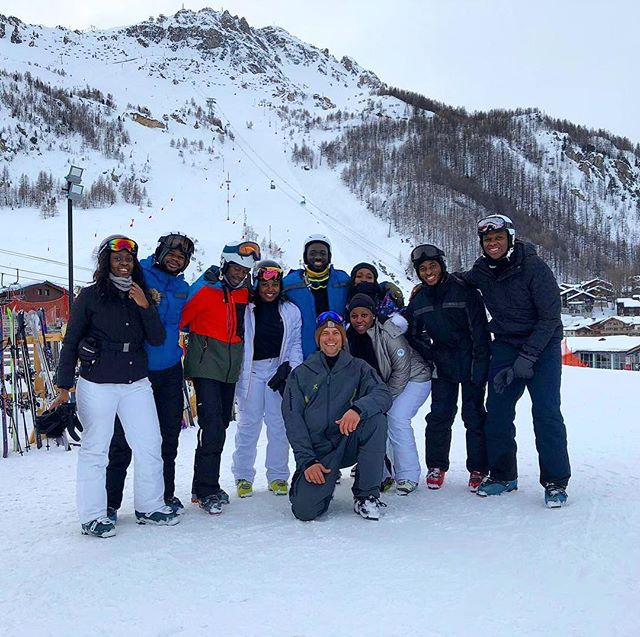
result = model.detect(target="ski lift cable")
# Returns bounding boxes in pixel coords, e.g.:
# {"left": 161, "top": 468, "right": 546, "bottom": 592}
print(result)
{"left": 0, "top": 265, "right": 90, "bottom": 286}
{"left": 214, "top": 112, "right": 402, "bottom": 266}
{"left": 219, "top": 114, "right": 403, "bottom": 267}
{"left": 0, "top": 270, "right": 89, "bottom": 287}
{"left": 191, "top": 85, "right": 403, "bottom": 267}
{"left": 194, "top": 87, "right": 402, "bottom": 266}
{"left": 0, "top": 248, "right": 93, "bottom": 272}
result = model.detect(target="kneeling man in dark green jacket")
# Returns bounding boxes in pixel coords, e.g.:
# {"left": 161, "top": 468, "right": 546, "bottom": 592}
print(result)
{"left": 283, "top": 311, "right": 392, "bottom": 521}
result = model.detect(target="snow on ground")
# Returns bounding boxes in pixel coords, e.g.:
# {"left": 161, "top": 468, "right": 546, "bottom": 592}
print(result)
{"left": 1, "top": 365, "right": 638, "bottom": 636}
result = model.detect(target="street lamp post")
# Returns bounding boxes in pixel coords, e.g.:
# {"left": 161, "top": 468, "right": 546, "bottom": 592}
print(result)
{"left": 63, "top": 166, "right": 84, "bottom": 314}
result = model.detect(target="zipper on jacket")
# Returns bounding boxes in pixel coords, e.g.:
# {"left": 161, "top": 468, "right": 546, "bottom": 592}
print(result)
{"left": 326, "top": 371, "right": 331, "bottom": 432}
{"left": 199, "top": 336, "right": 209, "bottom": 364}
{"left": 224, "top": 286, "right": 233, "bottom": 383}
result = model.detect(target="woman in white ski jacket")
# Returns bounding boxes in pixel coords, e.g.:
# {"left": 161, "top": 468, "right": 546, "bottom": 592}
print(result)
{"left": 232, "top": 260, "right": 303, "bottom": 497}
{"left": 347, "top": 293, "right": 431, "bottom": 495}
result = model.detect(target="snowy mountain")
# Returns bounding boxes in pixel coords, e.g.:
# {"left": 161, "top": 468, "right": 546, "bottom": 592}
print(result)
{"left": 0, "top": 8, "right": 638, "bottom": 291}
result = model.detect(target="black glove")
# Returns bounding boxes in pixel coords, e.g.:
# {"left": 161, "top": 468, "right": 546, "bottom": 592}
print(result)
{"left": 66, "top": 409, "right": 84, "bottom": 442}
{"left": 512, "top": 354, "right": 535, "bottom": 379}
{"left": 493, "top": 367, "right": 514, "bottom": 395}
{"left": 78, "top": 337, "right": 99, "bottom": 368}
{"left": 35, "top": 403, "right": 83, "bottom": 441}
{"left": 267, "top": 362, "right": 292, "bottom": 397}
{"left": 493, "top": 354, "right": 536, "bottom": 394}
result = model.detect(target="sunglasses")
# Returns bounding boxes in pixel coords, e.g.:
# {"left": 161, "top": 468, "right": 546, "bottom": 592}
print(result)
{"left": 477, "top": 216, "right": 510, "bottom": 234}
{"left": 258, "top": 266, "right": 283, "bottom": 281}
{"left": 316, "top": 310, "right": 344, "bottom": 327}
{"left": 107, "top": 238, "right": 138, "bottom": 255}
{"left": 410, "top": 244, "right": 444, "bottom": 263}
{"left": 236, "top": 241, "right": 261, "bottom": 260}
{"left": 163, "top": 234, "right": 194, "bottom": 256}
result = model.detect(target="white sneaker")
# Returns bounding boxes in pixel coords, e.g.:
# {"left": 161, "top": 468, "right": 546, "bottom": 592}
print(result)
{"left": 396, "top": 479, "right": 418, "bottom": 496}
{"left": 353, "top": 496, "right": 386, "bottom": 520}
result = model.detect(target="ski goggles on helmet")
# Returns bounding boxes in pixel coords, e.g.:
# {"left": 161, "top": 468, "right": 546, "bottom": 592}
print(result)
{"left": 106, "top": 238, "right": 138, "bottom": 255}
{"left": 257, "top": 266, "right": 283, "bottom": 281}
{"left": 410, "top": 244, "right": 444, "bottom": 264}
{"left": 477, "top": 215, "right": 511, "bottom": 235}
{"left": 232, "top": 241, "right": 261, "bottom": 260}
{"left": 316, "top": 310, "right": 344, "bottom": 327}
{"left": 161, "top": 233, "right": 195, "bottom": 256}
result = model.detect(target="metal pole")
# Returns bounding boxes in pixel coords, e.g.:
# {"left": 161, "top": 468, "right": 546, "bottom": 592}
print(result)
{"left": 67, "top": 195, "right": 73, "bottom": 314}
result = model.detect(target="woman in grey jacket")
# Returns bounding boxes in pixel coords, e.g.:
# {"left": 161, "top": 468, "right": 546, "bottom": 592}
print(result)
{"left": 347, "top": 293, "right": 431, "bottom": 495}
{"left": 232, "top": 260, "right": 303, "bottom": 498}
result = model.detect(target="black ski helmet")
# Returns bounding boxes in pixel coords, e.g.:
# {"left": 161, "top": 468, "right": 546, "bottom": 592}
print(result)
{"left": 154, "top": 232, "right": 195, "bottom": 273}
{"left": 410, "top": 244, "right": 446, "bottom": 277}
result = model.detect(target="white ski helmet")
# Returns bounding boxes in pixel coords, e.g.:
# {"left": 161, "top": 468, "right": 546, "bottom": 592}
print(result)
{"left": 303, "top": 233, "right": 332, "bottom": 264}
{"left": 477, "top": 214, "right": 515, "bottom": 242}
{"left": 477, "top": 214, "right": 516, "bottom": 257}
{"left": 220, "top": 240, "right": 262, "bottom": 271}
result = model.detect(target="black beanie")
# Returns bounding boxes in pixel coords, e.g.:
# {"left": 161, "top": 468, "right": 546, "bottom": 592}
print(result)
{"left": 347, "top": 293, "right": 377, "bottom": 314}
{"left": 350, "top": 262, "right": 379, "bottom": 283}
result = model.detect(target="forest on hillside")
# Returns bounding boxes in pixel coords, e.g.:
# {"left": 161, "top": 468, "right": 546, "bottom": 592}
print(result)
{"left": 315, "top": 86, "right": 640, "bottom": 287}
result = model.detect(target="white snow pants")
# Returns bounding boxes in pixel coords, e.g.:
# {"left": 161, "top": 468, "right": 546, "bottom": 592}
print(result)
{"left": 386, "top": 380, "right": 431, "bottom": 483}
{"left": 75, "top": 376, "right": 165, "bottom": 523}
{"left": 232, "top": 358, "right": 290, "bottom": 483}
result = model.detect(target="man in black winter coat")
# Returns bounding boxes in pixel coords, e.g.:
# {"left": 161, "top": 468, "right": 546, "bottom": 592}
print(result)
{"left": 405, "top": 244, "right": 490, "bottom": 493}
{"left": 461, "top": 215, "right": 570, "bottom": 508}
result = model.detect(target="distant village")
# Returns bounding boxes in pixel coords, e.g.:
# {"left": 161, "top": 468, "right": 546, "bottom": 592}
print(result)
{"left": 560, "top": 277, "right": 640, "bottom": 372}
{"left": 1, "top": 277, "right": 640, "bottom": 372}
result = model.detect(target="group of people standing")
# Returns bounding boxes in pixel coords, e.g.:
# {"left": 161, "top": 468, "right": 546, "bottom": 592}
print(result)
{"left": 52, "top": 213, "right": 571, "bottom": 537}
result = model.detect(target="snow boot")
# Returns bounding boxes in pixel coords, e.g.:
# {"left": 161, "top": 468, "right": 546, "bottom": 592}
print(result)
{"left": 164, "top": 496, "right": 185, "bottom": 515}
{"left": 214, "top": 487, "right": 230, "bottom": 505}
{"left": 268, "top": 479, "right": 288, "bottom": 496}
{"left": 380, "top": 477, "right": 395, "bottom": 492}
{"left": 544, "top": 484, "right": 568, "bottom": 508}
{"left": 236, "top": 479, "right": 253, "bottom": 498}
{"left": 81, "top": 517, "right": 116, "bottom": 538}
{"left": 135, "top": 505, "right": 181, "bottom": 525}
{"left": 468, "top": 471, "right": 486, "bottom": 493}
{"left": 199, "top": 493, "right": 224, "bottom": 515}
{"left": 476, "top": 477, "right": 518, "bottom": 497}
{"left": 396, "top": 479, "right": 418, "bottom": 496}
{"left": 354, "top": 495, "right": 387, "bottom": 521}
{"left": 426, "top": 468, "right": 446, "bottom": 489}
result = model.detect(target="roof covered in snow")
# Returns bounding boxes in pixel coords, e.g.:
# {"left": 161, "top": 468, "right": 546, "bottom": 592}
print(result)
{"left": 566, "top": 335, "right": 640, "bottom": 353}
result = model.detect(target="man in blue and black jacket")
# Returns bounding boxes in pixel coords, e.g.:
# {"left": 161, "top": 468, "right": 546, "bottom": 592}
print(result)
{"left": 106, "top": 232, "right": 194, "bottom": 516}
{"left": 460, "top": 215, "right": 570, "bottom": 508}
{"left": 282, "top": 234, "right": 350, "bottom": 359}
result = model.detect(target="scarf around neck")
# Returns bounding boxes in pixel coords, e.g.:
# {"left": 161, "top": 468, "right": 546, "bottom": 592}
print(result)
{"left": 109, "top": 273, "right": 133, "bottom": 292}
{"left": 304, "top": 265, "right": 330, "bottom": 290}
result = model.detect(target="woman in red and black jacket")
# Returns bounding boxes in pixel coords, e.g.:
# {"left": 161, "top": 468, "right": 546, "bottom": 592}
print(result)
{"left": 180, "top": 240, "right": 260, "bottom": 515}
{"left": 51, "top": 235, "right": 180, "bottom": 537}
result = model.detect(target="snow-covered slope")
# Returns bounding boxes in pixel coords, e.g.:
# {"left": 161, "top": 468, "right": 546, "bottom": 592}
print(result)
{"left": 0, "top": 365, "right": 638, "bottom": 636}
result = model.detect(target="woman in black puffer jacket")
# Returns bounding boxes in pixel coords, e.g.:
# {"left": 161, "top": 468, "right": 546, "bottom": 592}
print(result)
{"left": 51, "top": 235, "right": 180, "bottom": 537}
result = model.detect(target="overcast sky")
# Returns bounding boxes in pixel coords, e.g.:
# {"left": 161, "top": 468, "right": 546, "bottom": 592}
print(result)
{"left": 3, "top": 0, "right": 639, "bottom": 144}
